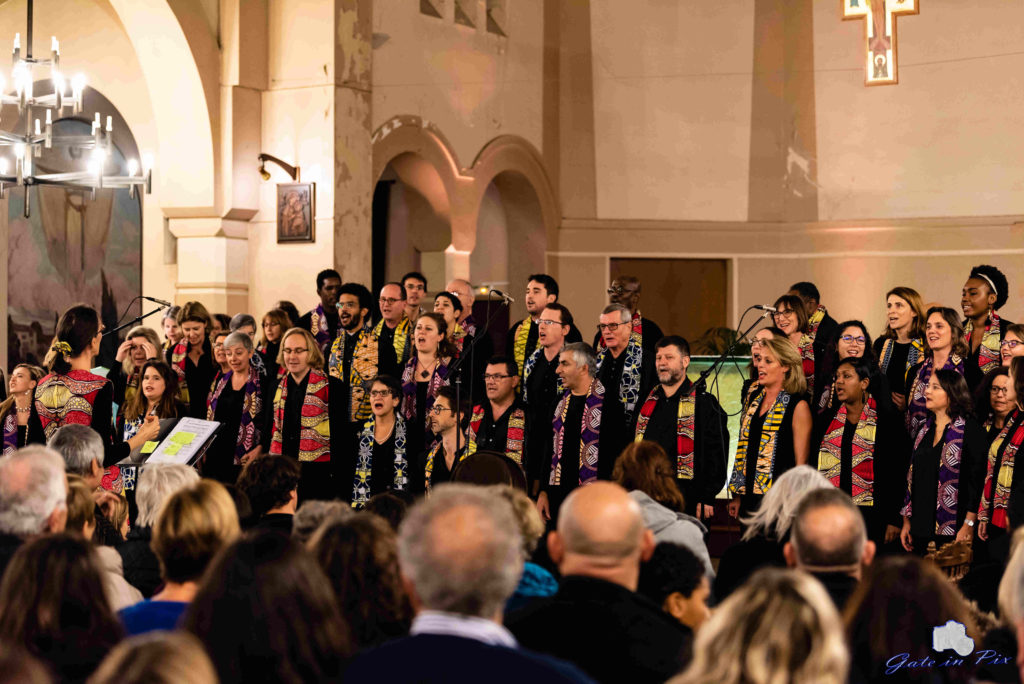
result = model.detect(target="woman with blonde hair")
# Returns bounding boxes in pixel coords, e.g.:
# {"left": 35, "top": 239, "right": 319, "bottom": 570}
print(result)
{"left": 257, "top": 308, "right": 291, "bottom": 379}
{"left": 727, "top": 335, "right": 812, "bottom": 520}
{"left": 90, "top": 632, "right": 218, "bottom": 684}
{"left": 166, "top": 301, "right": 217, "bottom": 419}
{"left": 0, "top": 363, "right": 44, "bottom": 455}
{"left": 671, "top": 567, "right": 848, "bottom": 684}
{"left": 110, "top": 326, "right": 161, "bottom": 408}
{"left": 119, "top": 479, "right": 240, "bottom": 635}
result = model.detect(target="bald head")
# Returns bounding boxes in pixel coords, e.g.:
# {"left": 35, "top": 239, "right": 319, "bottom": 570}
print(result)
{"left": 558, "top": 482, "right": 645, "bottom": 560}
{"left": 789, "top": 488, "right": 868, "bottom": 571}
{"left": 445, "top": 279, "right": 474, "bottom": 319}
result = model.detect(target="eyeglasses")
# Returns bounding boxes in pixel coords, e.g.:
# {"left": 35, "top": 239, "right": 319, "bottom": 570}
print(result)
{"left": 483, "top": 374, "right": 512, "bottom": 381}
{"left": 991, "top": 385, "right": 1011, "bottom": 396}
{"left": 369, "top": 389, "right": 392, "bottom": 398}
{"left": 1001, "top": 339, "right": 1023, "bottom": 349}
{"left": 429, "top": 405, "right": 452, "bottom": 415}
{"left": 538, "top": 319, "right": 563, "bottom": 327}
{"left": 379, "top": 297, "right": 401, "bottom": 305}
{"left": 773, "top": 310, "right": 796, "bottom": 318}
{"left": 606, "top": 286, "right": 638, "bottom": 296}
{"left": 597, "top": 323, "right": 622, "bottom": 332}
{"left": 283, "top": 347, "right": 309, "bottom": 355}
{"left": 840, "top": 335, "right": 867, "bottom": 345}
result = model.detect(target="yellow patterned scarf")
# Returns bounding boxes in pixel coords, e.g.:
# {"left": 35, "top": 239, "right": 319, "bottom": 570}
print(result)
{"left": 512, "top": 319, "right": 532, "bottom": 380}
{"left": 728, "top": 389, "right": 790, "bottom": 496}
{"left": 327, "top": 326, "right": 379, "bottom": 421}
{"left": 373, "top": 316, "right": 411, "bottom": 366}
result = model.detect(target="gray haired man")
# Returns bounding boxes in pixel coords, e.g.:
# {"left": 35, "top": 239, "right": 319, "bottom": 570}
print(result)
{"left": 0, "top": 446, "right": 68, "bottom": 574}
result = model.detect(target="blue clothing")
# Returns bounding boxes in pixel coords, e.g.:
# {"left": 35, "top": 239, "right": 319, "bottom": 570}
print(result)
{"left": 506, "top": 562, "right": 558, "bottom": 613}
{"left": 119, "top": 600, "right": 188, "bottom": 636}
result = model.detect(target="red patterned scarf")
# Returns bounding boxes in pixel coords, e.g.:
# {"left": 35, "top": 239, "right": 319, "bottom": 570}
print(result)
{"left": 467, "top": 403, "right": 526, "bottom": 466}
{"left": 633, "top": 384, "right": 696, "bottom": 480}
{"left": 35, "top": 370, "right": 109, "bottom": 440}
{"left": 816, "top": 396, "right": 877, "bottom": 506}
{"left": 978, "top": 409, "right": 1024, "bottom": 529}
{"left": 270, "top": 370, "right": 330, "bottom": 462}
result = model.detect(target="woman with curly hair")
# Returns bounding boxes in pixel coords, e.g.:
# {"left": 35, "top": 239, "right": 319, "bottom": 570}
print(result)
{"left": 962, "top": 264, "right": 1014, "bottom": 392}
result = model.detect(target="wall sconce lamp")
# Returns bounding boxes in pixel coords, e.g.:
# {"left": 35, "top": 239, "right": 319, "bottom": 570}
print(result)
{"left": 258, "top": 153, "right": 299, "bottom": 182}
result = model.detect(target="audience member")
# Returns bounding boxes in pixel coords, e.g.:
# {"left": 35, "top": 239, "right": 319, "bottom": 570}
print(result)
{"left": 291, "top": 499, "right": 352, "bottom": 545}
{"left": 714, "top": 465, "right": 831, "bottom": 600}
{"left": 47, "top": 424, "right": 123, "bottom": 546}
{"left": 974, "top": 527, "right": 1024, "bottom": 684}
{"left": 347, "top": 484, "right": 592, "bottom": 683}
{"left": 362, "top": 491, "right": 409, "bottom": 532}
{"left": 784, "top": 487, "right": 876, "bottom": 611}
{"left": 89, "top": 632, "right": 218, "bottom": 684}
{"left": 0, "top": 644, "right": 49, "bottom": 684}
{"left": 235, "top": 455, "right": 300, "bottom": 534}
{"left": 638, "top": 543, "right": 711, "bottom": 632}
{"left": 183, "top": 531, "right": 352, "bottom": 682}
{"left": 309, "top": 513, "right": 413, "bottom": 650}
{"left": 670, "top": 568, "right": 848, "bottom": 684}
{"left": 119, "top": 480, "right": 240, "bottom": 635}
{"left": 118, "top": 463, "right": 199, "bottom": 597}
{"left": 221, "top": 482, "right": 253, "bottom": 528}
{"left": 508, "top": 482, "right": 691, "bottom": 684}
{"left": 0, "top": 446, "right": 68, "bottom": 575}
{"left": 613, "top": 441, "right": 713, "bottom": 577}
{"left": 0, "top": 535, "right": 123, "bottom": 683}
{"left": 65, "top": 475, "right": 141, "bottom": 611}
{"left": 492, "top": 485, "right": 558, "bottom": 613}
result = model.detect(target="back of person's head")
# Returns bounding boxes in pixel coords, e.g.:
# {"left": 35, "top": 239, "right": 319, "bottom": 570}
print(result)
{"left": 998, "top": 527, "right": 1024, "bottom": 622}
{"left": 397, "top": 483, "right": 522, "bottom": 619}
{"left": 490, "top": 485, "right": 544, "bottom": 558}
{"left": 228, "top": 313, "right": 257, "bottom": 333}
{"left": 309, "top": 514, "right": 412, "bottom": 649}
{"left": 152, "top": 480, "right": 240, "bottom": 584}
{"left": 845, "top": 556, "right": 977, "bottom": 683}
{"left": 0, "top": 535, "right": 123, "bottom": 680}
{"left": 65, "top": 475, "right": 96, "bottom": 539}
{"left": 612, "top": 441, "right": 686, "bottom": 512}
{"left": 362, "top": 492, "right": 409, "bottom": 532}
{"left": 183, "top": 531, "right": 351, "bottom": 683}
{"left": 88, "top": 632, "right": 217, "bottom": 684}
{"left": 740, "top": 465, "right": 832, "bottom": 542}
{"left": 47, "top": 424, "right": 103, "bottom": 477}
{"left": 553, "top": 481, "right": 652, "bottom": 586}
{"left": 638, "top": 542, "right": 710, "bottom": 630}
{"left": 235, "top": 455, "right": 300, "bottom": 518}
{"left": 291, "top": 500, "right": 352, "bottom": 544}
{"left": 0, "top": 446, "right": 68, "bottom": 537}
{"left": 221, "top": 483, "right": 253, "bottom": 528}
{"left": 787, "top": 488, "right": 872, "bottom": 573}
{"left": 671, "top": 568, "right": 848, "bottom": 684}
{"left": 46, "top": 304, "right": 99, "bottom": 374}
{"left": 135, "top": 464, "right": 200, "bottom": 528}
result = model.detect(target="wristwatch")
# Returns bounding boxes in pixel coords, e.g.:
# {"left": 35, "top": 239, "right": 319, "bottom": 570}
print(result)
{"left": 966, "top": 519, "right": 975, "bottom": 527}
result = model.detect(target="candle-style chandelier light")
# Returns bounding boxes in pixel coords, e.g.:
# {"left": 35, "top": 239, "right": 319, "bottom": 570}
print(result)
{"left": 0, "top": 0, "right": 152, "bottom": 217}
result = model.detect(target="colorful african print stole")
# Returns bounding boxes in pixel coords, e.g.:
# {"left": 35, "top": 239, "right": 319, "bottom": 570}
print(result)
{"left": 327, "top": 325, "right": 379, "bottom": 421}
{"left": 310, "top": 304, "right": 338, "bottom": 353}
{"left": 35, "top": 370, "right": 109, "bottom": 440}
{"left": 461, "top": 315, "right": 477, "bottom": 338}
{"left": 466, "top": 404, "right": 526, "bottom": 466}
{"left": 1, "top": 406, "right": 18, "bottom": 456}
{"left": 964, "top": 309, "right": 1003, "bottom": 375}
{"left": 451, "top": 321, "right": 467, "bottom": 357}
{"left": 596, "top": 335, "right": 643, "bottom": 425}
{"left": 878, "top": 337, "right": 925, "bottom": 381}
{"left": 512, "top": 318, "right": 534, "bottom": 380}
{"left": 400, "top": 355, "right": 451, "bottom": 425}
{"left": 728, "top": 388, "right": 790, "bottom": 496}
{"left": 522, "top": 347, "right": 564, "bottom": 404}
{"left": 123, "top": 369, "right": 141, "bottom": 409}
{"left": 424, "top": 438, "right": 467, "bottom": 494}
{"left": 796, "top": 306, "right": 826, "bottom": 397}
{"left": 634, "top": 385, "right": 696, "bottom": 480}
{"left": 817, "top": 396, "right": 877, "bottom": 506}
{"left": 270, "top": 370, "right": 331, "bottom": 463}
{"left": 906, "top": 355, "right": 964, "bottom": 440}
{"left": 352, "top": 415, "right": 408, "bottom": 508}
{"left": 978, "top": 409, "right": 1024, "bottom": 529}
{"left": 207, "top": 359, "right": 263, "bottom": 465}
{"left": 170, "top": 342, "right": 191, "bottom": 405}
{"left": 901, "top": 415, "right": 966, "bottom": 535}
{"left": 550, "top": 380, "right": 605, "bottom": 487}
{"left": 373, "top": 316, "right": 411, "bottom": 366}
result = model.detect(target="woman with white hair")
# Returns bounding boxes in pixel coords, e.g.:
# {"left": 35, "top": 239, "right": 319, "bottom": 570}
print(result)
{"left": 204, "top": 332, "right": 269, "bottom": 484}
{"left": 713, "top": 465, "right": 831, "bottom": 601}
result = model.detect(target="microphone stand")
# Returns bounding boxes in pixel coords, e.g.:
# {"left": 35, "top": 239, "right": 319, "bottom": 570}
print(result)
{"left": 692, "top": 306, "right": 771, "bottom": 395}
{"left": 103, "top": 305, "right": 168, "bottom": 338}
{"left": 450, "top": 293, "right": 511, "bottom": 456}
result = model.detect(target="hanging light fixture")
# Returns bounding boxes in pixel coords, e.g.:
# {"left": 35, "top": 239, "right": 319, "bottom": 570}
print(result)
{"left": 0, "top": 0, "right": 152, "bottom": 217}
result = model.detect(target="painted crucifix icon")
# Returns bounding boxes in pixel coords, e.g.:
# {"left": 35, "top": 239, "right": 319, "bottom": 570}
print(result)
{"left": 842, "top": 0, "right": 919, "bottom": 85}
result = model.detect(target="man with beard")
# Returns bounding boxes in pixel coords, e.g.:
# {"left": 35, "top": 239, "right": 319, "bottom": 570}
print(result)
{"left": 467, "top": 357, "right": 528, "bottom": 470}
{"left": 593, "top": 276, "right": 663, "bottom": 355}
{"left": 633, "top": 336, "right": 729, "bottom": 519}
{"left": 298, "top": 269, "right": 343, "bottom": 355}
{"left": 523, "top": 303, "right": 573, "bottom": 493}
{"left": 327, "top": 283, "right": 378, "bottom": 427}
{"left": 507, "top": 274, "right": 582, "bottom": 384}
{"left": 412, "top": 387, "right": 469, "bottom": 494}
{"left": 402, "top": 271, "right": 428, "bottom": 321}
{"left": 374, "top": 282, "right": 412, "bottom": 379}
{"left": 596, "top": 304, "right": 656, "bottom": 465}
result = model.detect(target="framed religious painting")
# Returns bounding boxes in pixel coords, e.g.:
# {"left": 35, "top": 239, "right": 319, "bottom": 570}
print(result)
{"left": 277, "top": 182, "right": 315, "bottom": 243}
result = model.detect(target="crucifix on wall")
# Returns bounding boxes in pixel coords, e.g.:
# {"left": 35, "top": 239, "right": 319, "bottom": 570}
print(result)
{"left": 842, "top": 0, "right": 919, "bottom": 86}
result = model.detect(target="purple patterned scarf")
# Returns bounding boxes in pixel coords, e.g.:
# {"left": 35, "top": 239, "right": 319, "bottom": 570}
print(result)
{"left": 906, "top": 354, "right": 964, "bottom": 440}
{"left": 901, "top": 415, "right": 966, "bottom": 536}
{"left": 400, "top": 354, "right": 451, "bottom": 426}
{"left": 207, "top": 358, "right": 263, "bottom": 464}
{"left": 550, "top": 379, "right": 605, "bottom": 487}
{"left": 1, "top": 406, "right": 17, "bottom": 456}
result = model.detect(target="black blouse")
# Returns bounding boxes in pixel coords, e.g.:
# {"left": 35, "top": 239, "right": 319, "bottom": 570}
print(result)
{"left": 907, "top": 417, "right": 986, "bottom": 538}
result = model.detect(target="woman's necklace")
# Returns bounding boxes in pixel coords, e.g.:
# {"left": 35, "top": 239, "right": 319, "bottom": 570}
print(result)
{"left": 417, "top": 358, "right": 437, "bottom": 380}
{"left": 14, "top": 391, "right": 32, "bottom": 413}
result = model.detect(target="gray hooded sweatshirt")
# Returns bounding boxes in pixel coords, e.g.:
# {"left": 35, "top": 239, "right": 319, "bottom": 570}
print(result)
{"left": 628, "top": 490, "right": 714, "bottom": 578}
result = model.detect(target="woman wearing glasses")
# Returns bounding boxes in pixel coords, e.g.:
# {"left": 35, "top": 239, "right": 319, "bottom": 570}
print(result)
{"left": 1001, "top": 323, "right": 1024, "bottom": 367}
{"left": 401, "top": 313, "right": 455, "bottom": 458}
{"left": 351, "top": 375, "right": 409, "bottom": 508}
{"left": 978, "top": 357, "right": 1024, "bottom": 562}
{"left": 268, "top": 327, "right": 345, "bottom": 501}
{"left": 961, "top": 264, "right": 1014, "bottom": 392}
{"left": 772, "top": 294, "right": 823, "bottom": 397}
{"left": 812, "top": 321, "right": 889, "bottom": 416}
{"left": 872, "top": 286, "right": 927, "bottom": 412}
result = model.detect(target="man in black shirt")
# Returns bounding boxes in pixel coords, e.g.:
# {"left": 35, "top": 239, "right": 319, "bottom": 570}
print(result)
{"left": 468, "top": 357, "right": 528, "bottom": 469}
{"left": 523, "top": 303, "right": 573, "bottom": 493}
{"left": 596, "top": 304, "right": 656, "bottom": 467}
{"left": 593, "top": 276, "right": 663, "bottom": 355}
{"left": 633, "top": 336, "right": 729, "bottom": 519}
{"left": 374, "top": 282, "right": 411, "bottom": 379}
{"left": 298, "top": 269, "right": 342, "bottom": 355}
{"left": 327, "top": 283, "right": 376, "bottom": 419}
{"left": 506, "top": 274, "right": 583, "bottom": 382}
{"left": 401, "top": 271, "right": 428, "bottom": 322}
{"left": 789, "top": 280, "right": 839, "bottom": 369}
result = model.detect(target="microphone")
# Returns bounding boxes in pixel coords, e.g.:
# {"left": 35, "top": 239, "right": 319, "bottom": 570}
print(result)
{"left": 142, "top": 296, "right": 173, "bottom": 308}
{"left": 483, "top": 288, "right": 515, "bottom": 304}
{"left": 753, "top": 304, "right": 777, "bottom": 313}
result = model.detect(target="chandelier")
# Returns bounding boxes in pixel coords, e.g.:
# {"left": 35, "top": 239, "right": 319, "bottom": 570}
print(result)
{"left": 0, "top": 0, "right": 152, "bottom": 217}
